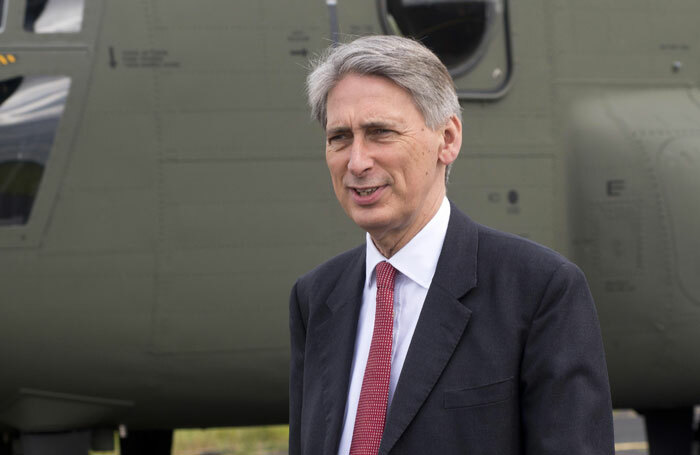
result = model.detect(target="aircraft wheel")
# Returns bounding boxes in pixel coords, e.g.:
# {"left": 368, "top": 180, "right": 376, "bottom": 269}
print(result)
{"left": 120, "top": 429, "right": 173, "bottom": 455}
{"left": 0, "top": 436, "right": 11, "bottom": 455}
{"left": 639, "top": 407, "right": 694, "bottom": 455}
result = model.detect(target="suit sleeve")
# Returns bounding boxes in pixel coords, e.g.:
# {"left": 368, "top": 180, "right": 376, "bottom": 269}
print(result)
{"left": 289, "top": 280, "right": 306, "bottom": 455}
{"left": 520, "top": 262, "right": 615, "bottom": 454}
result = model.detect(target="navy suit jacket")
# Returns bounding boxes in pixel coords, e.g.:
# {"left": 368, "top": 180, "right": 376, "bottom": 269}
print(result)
{"left": 289, "top": 203, "right": 614, "bottom": 454}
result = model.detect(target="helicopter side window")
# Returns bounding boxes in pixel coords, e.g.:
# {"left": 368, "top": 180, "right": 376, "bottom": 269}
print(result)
{"left": 0, "top": 0, "right": 6, "bottom": 32}
{"left": 0, "top": 76, "right": 71, "bottom": 226}
{"left": 380, "top": 0, "right": 501, "bottom": 78}
{"left": 25, "top": 0, "right": 84, "bottom": 33}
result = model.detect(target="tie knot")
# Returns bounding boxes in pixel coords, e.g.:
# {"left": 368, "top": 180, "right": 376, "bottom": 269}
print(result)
{"left": 375, "top": 261, "right": 397, "bottom": 290}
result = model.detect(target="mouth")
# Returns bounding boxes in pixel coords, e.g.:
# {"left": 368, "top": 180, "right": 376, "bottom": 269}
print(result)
{"left": 348, "top": 184, "right": 387, "bottom": 205}
{"left": 354, "top": 186, "right": 382, "bottom": 197}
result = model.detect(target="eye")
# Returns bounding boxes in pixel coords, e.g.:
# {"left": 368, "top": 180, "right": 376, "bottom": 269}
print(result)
{"left": 370, "top": 128, "right": 393, "bottom": 136}
{"left": 327, "top": 131, "right": 352, "bottom": 144}
{"left": 327, "top": 134, "right": 345, "bottom": 144}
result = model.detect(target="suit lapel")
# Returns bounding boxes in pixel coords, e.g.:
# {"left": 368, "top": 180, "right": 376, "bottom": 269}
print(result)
{"left": 379, "top": 204, "right": 479, "bottom": 455}
{"left": 315, "top": 247, "right": 366, "bottom": 455}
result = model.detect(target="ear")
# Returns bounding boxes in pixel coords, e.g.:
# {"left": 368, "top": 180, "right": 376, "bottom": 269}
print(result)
{"left": 437, "top": 114, "right": 462, "bottom": 166}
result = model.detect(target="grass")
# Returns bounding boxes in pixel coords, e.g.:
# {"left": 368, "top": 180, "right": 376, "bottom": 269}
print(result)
{"left": 173, "top": 425, "right": 289, "bottom": 455}
{"left": 91, "top": 425, "right": 289, "bottom": 455}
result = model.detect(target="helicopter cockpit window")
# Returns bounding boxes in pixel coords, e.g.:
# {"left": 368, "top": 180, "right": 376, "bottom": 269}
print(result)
{"left": 380, "top": 0, "right": 502, "bottom": 77}
{"left": 0, "top": 0, "right": 6, "bottom": 32}
{"left": 25, "top": 0, "right": 85, "bottom": 33}
{"left": 0, "top": 76, "right": 71, "bottom": 226}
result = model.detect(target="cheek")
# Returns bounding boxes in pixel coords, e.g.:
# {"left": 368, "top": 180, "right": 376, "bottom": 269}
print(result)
{"left": 326, "top": 153, "right": 342, "bottom": 174}
{"left": 326, "top": 157, "right": 346, "bottom": 189}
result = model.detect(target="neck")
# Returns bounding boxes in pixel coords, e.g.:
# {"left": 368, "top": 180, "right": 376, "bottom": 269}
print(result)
{"left": 370, "top": 190, "right": 445, "bottom": 259}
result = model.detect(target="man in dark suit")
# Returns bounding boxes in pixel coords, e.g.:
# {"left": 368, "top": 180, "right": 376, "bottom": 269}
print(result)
{"left": 289, "top": 35, "right": 614, "bottom": 454}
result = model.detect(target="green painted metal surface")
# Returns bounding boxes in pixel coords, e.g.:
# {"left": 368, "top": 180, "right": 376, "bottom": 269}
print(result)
{"left": 0, "top": 0, "right": 699, "bottom": 433}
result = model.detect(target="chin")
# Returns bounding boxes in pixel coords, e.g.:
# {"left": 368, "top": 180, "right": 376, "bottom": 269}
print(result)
{"left": 348, "top": 208, "right": 394, "bottom": 234}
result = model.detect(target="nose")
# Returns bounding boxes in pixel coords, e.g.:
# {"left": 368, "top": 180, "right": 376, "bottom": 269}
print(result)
{"left": 347, "top": 137, "right": 372, "bottom": 177}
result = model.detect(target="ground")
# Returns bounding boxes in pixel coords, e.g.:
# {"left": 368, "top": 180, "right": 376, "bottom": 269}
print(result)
{"left": 92, "top": 409, "right": 700, "bottom": 454}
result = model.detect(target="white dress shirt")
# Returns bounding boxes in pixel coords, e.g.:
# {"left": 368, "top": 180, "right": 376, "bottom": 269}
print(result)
{"left": 337, "top": 197, "right": 451, "bottom": 455}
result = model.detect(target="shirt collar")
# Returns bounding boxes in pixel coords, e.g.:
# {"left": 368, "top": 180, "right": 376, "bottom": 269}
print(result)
{"left": 365, "top": 196, "right": 451, "bottom": 290}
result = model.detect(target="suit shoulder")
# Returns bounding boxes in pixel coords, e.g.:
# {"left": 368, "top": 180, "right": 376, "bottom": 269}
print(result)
{"left": 476, "top": 223, "right": 579, "bottom": 278}
{"left": 294, "top": 245, "right": 364, "bottom": 300}
{"left": 471, "top": 223, "right": 590, "bottom": 319}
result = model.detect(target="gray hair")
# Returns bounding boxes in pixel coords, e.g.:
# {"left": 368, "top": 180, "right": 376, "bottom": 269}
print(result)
{"left": 306, "top": 35, "right": 462, "bottom": 130}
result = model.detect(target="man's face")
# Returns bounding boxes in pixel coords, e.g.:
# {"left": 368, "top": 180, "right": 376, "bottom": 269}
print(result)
{"left": 325, "top": 73, "right": 459, "bottom": 249}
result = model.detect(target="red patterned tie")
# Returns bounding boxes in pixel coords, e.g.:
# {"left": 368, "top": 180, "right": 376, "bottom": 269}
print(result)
{"left": 350, "top": 261, "right": 397, "bottom": 455}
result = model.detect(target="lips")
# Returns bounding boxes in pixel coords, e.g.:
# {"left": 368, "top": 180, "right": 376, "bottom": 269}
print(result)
{"left": 355, "top": 187, "right": 380, "bottom": 197}
{"left": 349, "top": 184, "right": 387, "bottom": 205}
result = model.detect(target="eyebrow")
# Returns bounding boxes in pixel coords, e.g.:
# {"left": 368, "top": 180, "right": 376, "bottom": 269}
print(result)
{"left": 326, "top": 121, "right": 398, "bottom": 136}
{"left": 326, "top": 126, "right": 351, "bottom": 137}
{"left": 361, "top": 121, "right": 396, "bottom": 130}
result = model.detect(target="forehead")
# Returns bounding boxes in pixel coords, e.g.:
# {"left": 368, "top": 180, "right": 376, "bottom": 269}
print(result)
{"left": 325, "top": 73, "right": 425, "bottom": 128}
